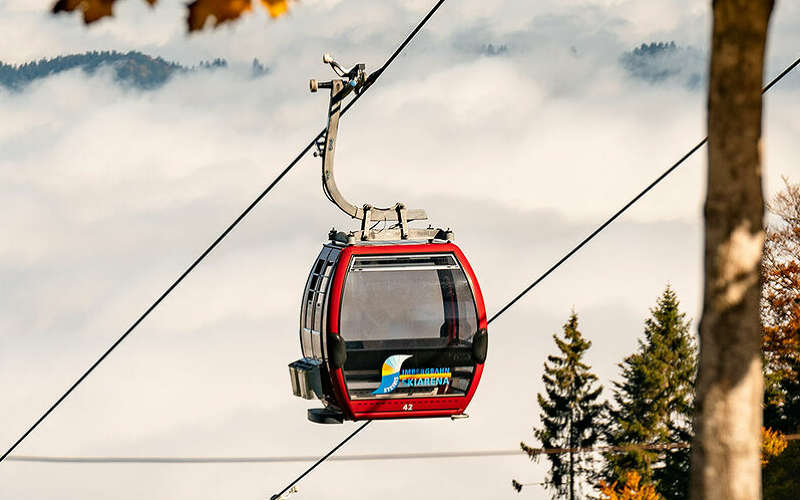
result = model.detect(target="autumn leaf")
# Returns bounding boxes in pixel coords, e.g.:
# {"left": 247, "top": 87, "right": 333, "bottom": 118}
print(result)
{"left": 762, "top": 177, "right": 800, "bottom": 403}
{"left": 262, "top": 0, "right": 289, "bottom": 18}
{"left": 598, "top": 472, "right": 664, "bottom": 500}
{"left": 761, "top": 427, "right": 788, "bottom": 466}
{"left": 52, "top": 0, "right": 115, "bottom": 24}
{"left": 187, "top": 0, "right": 292, "bottom": 30}
{"left": 187, "top": 0, "right": 253, "bottom": 31}
{"left": 51, "top": 0, "right": 290, "bottom": 31}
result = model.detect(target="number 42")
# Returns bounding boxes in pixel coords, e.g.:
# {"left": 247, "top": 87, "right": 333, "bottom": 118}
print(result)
{"left": 402, "top": 404, "right": 414, "bottom": 411}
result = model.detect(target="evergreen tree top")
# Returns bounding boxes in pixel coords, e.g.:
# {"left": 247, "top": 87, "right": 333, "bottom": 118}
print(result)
{"left": 525, "top": 310, "right": 604, "bottom": 500}
{"left": 604, "top": 285, "right": 697, "bottom": 497}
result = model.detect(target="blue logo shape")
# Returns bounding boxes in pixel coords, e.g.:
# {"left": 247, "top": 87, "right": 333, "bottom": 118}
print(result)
{"left": 372, "top": 354, "right": 412, "bottom": 394}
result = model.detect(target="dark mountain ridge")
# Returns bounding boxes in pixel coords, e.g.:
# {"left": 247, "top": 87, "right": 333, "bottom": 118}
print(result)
{"left": 0, "top": 51, "right": 267, "bottom": 91}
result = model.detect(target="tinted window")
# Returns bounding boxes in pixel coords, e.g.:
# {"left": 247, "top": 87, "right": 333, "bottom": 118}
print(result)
{"left": 339, "top": 254, "right": 477, "bottom": 344}
{"left": 339, "top": 253, "right": 478, "bottom": 400}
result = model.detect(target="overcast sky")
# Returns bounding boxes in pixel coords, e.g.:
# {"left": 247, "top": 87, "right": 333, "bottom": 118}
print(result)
{"left": 1, "top": 1, "right": 799, "bottom": 499}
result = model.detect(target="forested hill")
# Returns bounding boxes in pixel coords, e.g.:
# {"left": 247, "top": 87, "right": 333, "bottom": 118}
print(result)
{"left": 0, "top": 51, "right": 241, "bottom": 91}
{"left": 620, "top": 41, "right": 705, "bottom": 88}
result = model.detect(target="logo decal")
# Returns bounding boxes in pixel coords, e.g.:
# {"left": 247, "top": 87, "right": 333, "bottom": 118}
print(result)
{"left": 372, "top": 355, "right": 412, "bottom": 394}
{"left": 372, "top": 355, "right": 452, "bottom": 395}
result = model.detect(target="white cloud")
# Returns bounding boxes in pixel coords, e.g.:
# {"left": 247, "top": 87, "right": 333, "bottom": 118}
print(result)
{"left": 1, "top": 1, "right": 800, "bottom": 500}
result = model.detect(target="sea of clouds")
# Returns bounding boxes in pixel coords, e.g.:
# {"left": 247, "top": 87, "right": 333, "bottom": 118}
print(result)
{"left": 1, "top": 1, "right": 799, "bottom": 499}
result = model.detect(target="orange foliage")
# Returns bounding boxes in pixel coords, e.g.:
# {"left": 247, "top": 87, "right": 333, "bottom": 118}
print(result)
{"left": 598, "top": 472, "right": 664, "bottom": 500}
{"left": 762, "top": 177, "right": 800, "bottom": 396}
{"left": 761, "top": 427, "right": 788, "bottom": 466}
{"left": 186, "top": 0, "right": 252, "bottom": 30}
{"left": 53, "top": 0, "right": 116, "bottom": 23}
{"left": 51, "top": 0, "right": 291, "bottom": 31}
{"left": 262, "top": 0, "right": 289, "bottom": 17}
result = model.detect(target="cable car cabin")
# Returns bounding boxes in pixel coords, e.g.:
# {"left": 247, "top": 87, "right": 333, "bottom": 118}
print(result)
{"left": 288, "top": 240, "right": 488, "bottom": 423}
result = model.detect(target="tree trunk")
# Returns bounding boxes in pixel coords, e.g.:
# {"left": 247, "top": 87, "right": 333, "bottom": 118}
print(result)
{"left": 691, "top": 1, "right": 774, "bottom": 500}
{"left": 569, "top": 416, "right": 575, "bottom": 500}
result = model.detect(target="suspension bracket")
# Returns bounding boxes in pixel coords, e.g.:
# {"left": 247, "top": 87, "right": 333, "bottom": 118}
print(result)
{"left": 310, "top": 54, "right": 450, "bottom": 242}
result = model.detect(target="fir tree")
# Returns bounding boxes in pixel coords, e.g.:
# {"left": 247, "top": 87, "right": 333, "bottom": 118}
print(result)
{"left": 604, "top": 286, "right": 696, "bottom": 500}
{"left": 521, "top": 311, "right": 604, "bottom": 500}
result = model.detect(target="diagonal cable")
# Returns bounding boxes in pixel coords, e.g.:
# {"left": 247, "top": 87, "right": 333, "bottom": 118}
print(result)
{"left": 488, "top": 54, "right": 800, "bottom": 325}
{"left": 269, "top": 421, "right": 371, "bottom": 500}
{"left": 488, "top": 137, "right": 706, "bottom": 324}
{"left": 0, "top": 0, "right": 446, "bottom": 465}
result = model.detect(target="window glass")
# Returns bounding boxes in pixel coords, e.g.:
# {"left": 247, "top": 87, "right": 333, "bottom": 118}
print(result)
{"left": 340, "top": 254, "right": 476, "bottom": 343}
{"left": 339, "top": 253, "right": 479, "bottom": 399}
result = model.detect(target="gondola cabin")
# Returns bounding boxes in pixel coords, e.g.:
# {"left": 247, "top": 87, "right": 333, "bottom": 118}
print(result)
{"left": 289, "top": 239, "right": 488, "bottom": 423}
{"left": 291, "top": 56, "right": 487, "bottom": 422}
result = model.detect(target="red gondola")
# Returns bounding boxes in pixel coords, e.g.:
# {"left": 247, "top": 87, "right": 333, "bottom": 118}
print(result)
{"left": 288, "top": 56, "right": 488, "bottom": 423}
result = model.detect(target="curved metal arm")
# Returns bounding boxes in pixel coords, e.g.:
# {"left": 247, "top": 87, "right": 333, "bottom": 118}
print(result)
{"left": 310, "top": 56, "right": 430, "bottom": 234}
{"left": 318, "top": 79, "right": 362, "bottom": 220}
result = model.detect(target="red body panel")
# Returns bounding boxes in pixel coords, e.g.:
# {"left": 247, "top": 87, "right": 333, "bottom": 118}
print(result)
{"left": 326, "top": 242, "right": 488, "bottom": 420}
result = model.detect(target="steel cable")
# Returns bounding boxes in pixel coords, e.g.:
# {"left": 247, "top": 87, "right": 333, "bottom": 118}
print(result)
{"left": 266, "top": 52, "right": 800, "bottom": 499}
{"left": 8, "top": 433, "right": 800, "bottom": 464}
{"left": 3, "top": 12, "right": 798, "bottom": 500}
{"left": 269, "top": 421, "right": 372, "bottom": 500}
{"left": 488, "top": 54, "right": 800, "bottom": 325}
{"left": 0, "top": 0, "right": 447, "bottom": 465}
